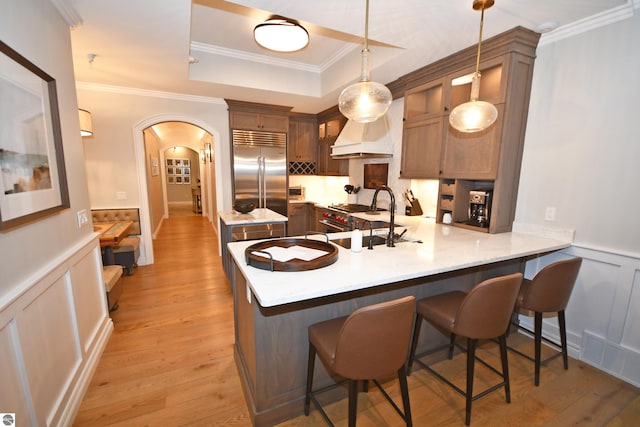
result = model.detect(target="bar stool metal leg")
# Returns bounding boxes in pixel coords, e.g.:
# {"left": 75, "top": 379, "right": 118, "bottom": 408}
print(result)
{"left": 305, "top": 344, "right": 316, "bottom": 415}
{"left": 465, "top": 338, "right": 476, "bottom": 426}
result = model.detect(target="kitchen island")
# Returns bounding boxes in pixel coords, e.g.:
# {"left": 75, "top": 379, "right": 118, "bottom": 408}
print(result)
{"left": 219, "top": 208, "right": 288, "bottom": 279}
{"left": 227, "top": 215, "right": 571, "bottom": 426}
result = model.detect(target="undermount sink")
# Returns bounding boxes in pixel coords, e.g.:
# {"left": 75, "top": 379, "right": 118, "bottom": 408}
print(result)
{"left": 331, "top": 233, "right": 418, "bottom": 249}
{"left": 353, "top": 219, "right": 404, "bottom": 230}
{"left": 330, "top": 235, "right": 388, "bottom": 249}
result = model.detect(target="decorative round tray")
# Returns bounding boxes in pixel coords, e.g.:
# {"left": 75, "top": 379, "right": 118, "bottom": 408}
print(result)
{"left": 244, "top": 238, "right": 339, "bottom": 272}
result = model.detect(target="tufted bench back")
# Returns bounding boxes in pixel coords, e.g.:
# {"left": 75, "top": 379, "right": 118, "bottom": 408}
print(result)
{"left": 91, "top": 209, "right": 140, "bottom": 235}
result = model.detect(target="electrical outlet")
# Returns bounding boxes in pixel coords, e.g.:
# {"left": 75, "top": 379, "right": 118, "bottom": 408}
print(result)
{"left": 544, "top": 206, "right": 556, "bottom": 221}
{"left": 77, "top": 209, "right": 89, "bottom": 228}
{"left": 116, "top": 191, "right": 127, "bottom": 200}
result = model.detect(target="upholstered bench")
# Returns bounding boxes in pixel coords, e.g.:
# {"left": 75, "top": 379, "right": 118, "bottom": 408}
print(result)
{"left": 103, "top": 265, "right": 123, "bottom": 311}
{"left": 92, "top": 208, "right": 141, "bottom": 275}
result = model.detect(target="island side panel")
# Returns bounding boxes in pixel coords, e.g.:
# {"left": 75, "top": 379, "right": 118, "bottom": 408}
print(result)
{"left": 233, "top": 257, "right": 524, "bottom": 426}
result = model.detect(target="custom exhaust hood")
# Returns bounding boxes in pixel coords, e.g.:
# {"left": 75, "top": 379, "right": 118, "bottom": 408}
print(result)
{"left": 330, "top": 116, "right": 394, "bottom": 159}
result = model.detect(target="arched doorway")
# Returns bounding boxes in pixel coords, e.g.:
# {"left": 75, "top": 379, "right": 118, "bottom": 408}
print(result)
{"left": 144, "top": 122, "right": 210, "bottom": 222}
{"left": 133, "top": 115, "right": 223, "bottom": 265}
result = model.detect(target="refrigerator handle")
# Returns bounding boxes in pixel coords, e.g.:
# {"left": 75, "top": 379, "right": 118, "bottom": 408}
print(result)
{"left": 257, "top": 155, "right": 263, "bottom": 208}
{"left": 261, "top": 156, "right": 267, "bottom": 208}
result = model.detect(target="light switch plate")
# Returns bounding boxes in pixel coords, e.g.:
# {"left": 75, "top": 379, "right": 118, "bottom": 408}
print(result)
{"left": 77, "top": 209, "right": 89, "bottom": 228}
{"left": 544, "top": 206, "right": 556, "bottom": 221}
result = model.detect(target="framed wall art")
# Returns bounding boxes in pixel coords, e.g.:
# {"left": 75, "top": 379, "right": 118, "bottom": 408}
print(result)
{"left": 166, "top": 157, "right": 191, "bottom": 184}
{"left": 0, "top": 41, "right": 70, "bottom": 231}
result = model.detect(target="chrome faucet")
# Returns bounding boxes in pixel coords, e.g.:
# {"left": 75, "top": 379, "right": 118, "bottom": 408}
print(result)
{"left": 370, "top": 185, "right": 396, "bottom": 247}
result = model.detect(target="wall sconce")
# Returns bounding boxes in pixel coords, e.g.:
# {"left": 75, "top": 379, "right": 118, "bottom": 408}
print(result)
{"left": 79, "top": 109, "right": 93, "bottom": 136}
{"left": 204, "top": 142, "right": 212, "bottom": 163}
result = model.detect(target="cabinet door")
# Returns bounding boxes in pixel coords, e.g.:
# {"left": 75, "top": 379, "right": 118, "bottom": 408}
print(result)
{"left": 289, "top": 119, "right": 317, "bottom": 162}
{"left": 400, "top": 117, "right": 444, "bottom": 179}
{"left": 230, "top": 111, "right": 288, "bottom": 132}
{"left": 441, "top": 104, "right": 504, "bottom": 180}
{"left": 287, "top": 203, "right": 309, "bottom": 236}
{"left": 318, "top": 138, "right": 348, "bottom": 176}
{"left": 230, "top": 111, "right": 262, "bottom": 130}
{"left": 260, "top": 113, "right": 289, "bottom": 133}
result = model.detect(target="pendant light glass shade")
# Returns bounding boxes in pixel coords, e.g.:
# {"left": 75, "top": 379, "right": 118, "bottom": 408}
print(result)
{"left": 79, "top": 109, "right": 93, "bottom": 136}
{"left": 338, "top": 0, "right": 392, "bottom": 123}
{"left": 449, "top": 0, "right": 498, "bottom": 133}
{"left": 449, "top": 74, "right": 498, "bottom": 132}
{"left": 254, "top": 17, "right": 309, "bottom": 52}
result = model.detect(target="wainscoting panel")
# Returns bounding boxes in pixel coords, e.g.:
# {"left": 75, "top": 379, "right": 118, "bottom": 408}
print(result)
{"left": 520, "top": 244, "right": 640, "bottom": 388}
{"left": 70, "top": 248, "right": 109, "bottom": 353}
{"left": 0, "top": 321, "right": 32, "bottom": 423}
{"left": 0, "top": 236, "right": 113, "bottom": 426}
{"left": 19, "top": 274, "right": 81, "bottom": 425}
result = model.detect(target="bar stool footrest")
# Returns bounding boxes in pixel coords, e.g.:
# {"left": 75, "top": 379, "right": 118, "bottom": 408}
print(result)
{"left": 412, "top": 345, "right": 507, "bottom": 402}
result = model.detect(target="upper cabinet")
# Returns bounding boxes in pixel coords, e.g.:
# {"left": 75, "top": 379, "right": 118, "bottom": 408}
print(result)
{"left": 317, "top": 107, "right": 348, "bottom": 176}
{"left": 288, "top": 114, "right": 318, "bottom": 163}
{"left": 393, "top": 27, "right": 540, "bottom": 233}
{"left": 401, "top": 79, "right": 447, "bottom": 178}
{"left": 400, "top": 58, "right": 508, "bottom": 180}
{"left": 226, "top": 99, "right": 291, "bottom": 133}
{"left": 440, "top": 58, "right": 505, "bottom": 180}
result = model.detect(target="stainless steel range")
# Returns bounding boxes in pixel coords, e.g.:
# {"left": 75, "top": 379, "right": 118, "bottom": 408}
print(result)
{"left": 318, "top": 204, "right": 372, "bottom": 233}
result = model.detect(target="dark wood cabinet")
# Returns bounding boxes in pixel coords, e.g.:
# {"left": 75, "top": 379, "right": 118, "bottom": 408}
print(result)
{"left": 400, "top": 117, "right": 445, "bottom": 178}
{"left": 395, "top": 27, "right": 540, "bottom": 233}
{"left": 225, "top": 99, "right": 291, "bottom": 133}
{"left": 288, "top": 114, "right": 318, "bottom": 163}
{"left": 287, "top": 203, "right": 310, "bottom": 236}
{"left": 317, "top": 107, "right": 348, "bottom": 176}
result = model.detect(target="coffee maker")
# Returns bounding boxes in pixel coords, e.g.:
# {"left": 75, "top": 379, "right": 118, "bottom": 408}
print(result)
{"left": 468, "top": 190, "right": 492, "bottom": 228}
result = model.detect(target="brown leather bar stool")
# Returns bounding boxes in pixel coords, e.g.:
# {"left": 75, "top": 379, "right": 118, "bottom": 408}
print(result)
{"left": 509, "top": 257, "right": 582, "bottom": 386}
{"left": 305, "top": 296, "right": 416, "bottom": 427}
{"left": 407, "top": 273, "right": 522, "bottom": 426}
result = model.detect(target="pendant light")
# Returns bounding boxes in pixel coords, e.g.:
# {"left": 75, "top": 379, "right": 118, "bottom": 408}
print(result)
{"left": 338, "top": 0, "right": 392, "bottom": 123}
{"left": 449, "top": 0, "right": 498, "bottom": 133}
{"left": 254, "top": 17, "right": 309, "bottom": 53}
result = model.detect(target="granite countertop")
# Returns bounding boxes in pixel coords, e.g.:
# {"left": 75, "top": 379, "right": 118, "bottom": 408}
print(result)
{"left": 227, "top": 215, "right": 572, "bottom": 308}
{"left": 218, "top": 208, "right": 288, "bottom": 226}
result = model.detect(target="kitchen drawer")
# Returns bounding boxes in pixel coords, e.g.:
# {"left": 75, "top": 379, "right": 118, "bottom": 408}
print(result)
{"left": 440, "top": 180, "right": 456, "bottom": 195}
{"left": 439, "top": 196, "right": 454, "bottom": 211}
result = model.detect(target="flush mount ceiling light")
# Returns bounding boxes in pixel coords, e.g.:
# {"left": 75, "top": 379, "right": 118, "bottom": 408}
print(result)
{"left": 79, "top": 109, "right": 93, "bottom": 136}
{"left": 253, "top": 17, "right": 309, "bottom": 52}
{"left": 449, "top": 0, "right": 499, "bottom": 133}
{"left": 338, "top": 0, "right": 392, "bottom": 123}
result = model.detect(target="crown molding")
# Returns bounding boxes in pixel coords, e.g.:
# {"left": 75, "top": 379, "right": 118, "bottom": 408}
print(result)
{"left": 49, "top": 0, "right": 83, "bottom": 28}
{"left": 190, "top": 41, "right": 321, "bottom": 73}
{"left": 539, "top": 0, "right": 638, "bottom": 46}
{"left": 75, "top": 82, "right": 226, "bottom": 105}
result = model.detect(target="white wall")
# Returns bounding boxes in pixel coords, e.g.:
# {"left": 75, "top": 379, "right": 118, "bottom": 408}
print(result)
{"left": 77, "top": 88, "right": 231, "bottom": 263}
{"left": 514, "top": 10, "right": 640, "bottom": 386}
{"left": 516, "top": 13, "right": 640, "bottom": 252}
{"left": 0, "top": 0, "right": 112, "bottom": 424}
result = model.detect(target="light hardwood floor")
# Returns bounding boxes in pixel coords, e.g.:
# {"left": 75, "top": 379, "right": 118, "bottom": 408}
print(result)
{"left": 74, "top": 215, "right": 640, "bottom": 426}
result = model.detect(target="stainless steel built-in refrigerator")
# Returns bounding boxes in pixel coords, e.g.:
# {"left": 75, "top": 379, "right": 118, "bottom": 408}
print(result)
{"left": 232, "top": 129, "right": 287, "bottom": 216}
